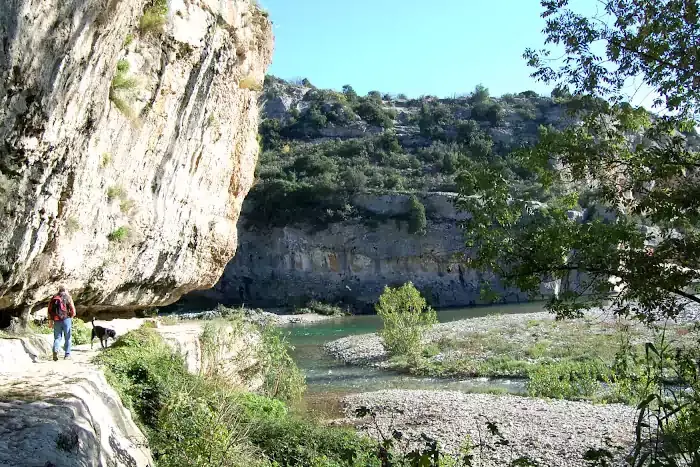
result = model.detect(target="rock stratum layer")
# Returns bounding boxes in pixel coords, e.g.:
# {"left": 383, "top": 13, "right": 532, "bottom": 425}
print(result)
{"left": 205, "top": 193, "right": 560, "bottom": 310}
{"left": 0, "top": 0, "right": 273, "bottom": 323}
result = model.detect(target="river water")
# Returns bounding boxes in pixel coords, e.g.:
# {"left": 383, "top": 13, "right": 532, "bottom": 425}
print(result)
{"left": 282, "top": 302, "right": 544, "bottom": 403}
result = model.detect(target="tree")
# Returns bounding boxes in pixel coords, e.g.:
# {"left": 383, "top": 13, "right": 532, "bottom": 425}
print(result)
{"left": 376, "top": 282, "right": 437, "bottom": 359}
{"left": 342, "top": 84, "right": 357, "bottom": 101}
{"left": 457, "top": 0, "right": 699, "bottom": 463}
{"left": 407, "top": 195, "right": 427, "bottom": 235}
{"left": 468, "top": 84, "right": 490, "bottom": 104}
{"left": 367, "top": 90, "right": 382, "bottom": 102}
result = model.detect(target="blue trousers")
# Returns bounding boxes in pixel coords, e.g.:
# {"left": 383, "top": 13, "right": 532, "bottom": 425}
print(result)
{"left": 53, "top": 318, "right": 72, "bottom": 356}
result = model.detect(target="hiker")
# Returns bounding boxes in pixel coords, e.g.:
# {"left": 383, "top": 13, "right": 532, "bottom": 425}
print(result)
{"left": 48, "top": 285, "right": 77, "bottom": 361}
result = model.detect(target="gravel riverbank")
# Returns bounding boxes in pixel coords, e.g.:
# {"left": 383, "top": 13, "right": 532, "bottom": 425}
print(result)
{"left": 325, "top": 311, "right": 558, "bottom": 366}
{"left": 165, "top": 308, "right": 338, "bottom": 326}
{"left": 342, "top": 390, "right": 636, "bottom": 466}
{"left": 325, "top": 306, "right": 697, "bottom": 368}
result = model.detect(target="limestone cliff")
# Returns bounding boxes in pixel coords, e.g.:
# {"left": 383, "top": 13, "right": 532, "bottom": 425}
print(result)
{"left": 193, "top": 78, "right": 575, "bottom": 310}
{"left": 0, "top": 0, "right": 273, "bottom": 324}
{"left": 206, "top": 193, "right": 561, "bottom": 311}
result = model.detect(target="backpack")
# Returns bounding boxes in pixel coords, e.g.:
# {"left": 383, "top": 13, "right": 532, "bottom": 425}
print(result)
{"left": 50, "top": 294, "right": 68, "bottom": 321}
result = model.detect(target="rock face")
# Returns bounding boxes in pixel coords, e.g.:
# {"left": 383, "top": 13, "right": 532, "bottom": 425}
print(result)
{"left": 158, "top": 321, "right": 263, "bottom": 391}
{"left": 0, "top": 335, "right": 153, "bottom": 467}
{"left": 0, "top": 0, "right": 273, "bottom": 323}
{"left": 190, "top": 79, "right": 578, "bottom": 310}
{"left": 206, "top": 193, "right": 559, "bottom": 310}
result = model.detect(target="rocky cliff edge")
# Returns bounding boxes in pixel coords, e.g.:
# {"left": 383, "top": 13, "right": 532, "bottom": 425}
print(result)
{"left": 0, "top": 0, "right": 273, "bottom": 325}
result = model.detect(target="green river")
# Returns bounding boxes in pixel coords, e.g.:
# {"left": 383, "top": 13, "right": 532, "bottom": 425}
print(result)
{"left": 282, "top": 302, "right": 544, "bottom": 402}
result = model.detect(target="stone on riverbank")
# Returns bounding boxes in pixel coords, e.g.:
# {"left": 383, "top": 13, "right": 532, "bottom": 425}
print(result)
{"left": 343, "top": 390, "right": 635, "bottom": 467}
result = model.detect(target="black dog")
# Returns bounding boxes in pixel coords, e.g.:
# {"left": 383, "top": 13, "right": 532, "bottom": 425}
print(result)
{"left": 91, "top": 318, "right": 116, "bottom": 349}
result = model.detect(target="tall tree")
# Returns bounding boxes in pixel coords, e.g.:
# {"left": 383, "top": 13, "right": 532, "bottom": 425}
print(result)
{"left": 457, "top": 1, "right": 700, "bottom": 463}
{"left": 459, "top": 0, "right": 700, "bottom": 321}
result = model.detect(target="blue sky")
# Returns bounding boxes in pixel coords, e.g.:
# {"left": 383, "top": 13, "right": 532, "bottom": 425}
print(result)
{"left": 258, "top": 0, "right": 561, "bottom": 98}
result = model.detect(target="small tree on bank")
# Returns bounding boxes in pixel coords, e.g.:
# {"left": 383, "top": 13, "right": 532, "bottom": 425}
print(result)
{"left": 376, "top": 282, "right": 437, "bottom": 359}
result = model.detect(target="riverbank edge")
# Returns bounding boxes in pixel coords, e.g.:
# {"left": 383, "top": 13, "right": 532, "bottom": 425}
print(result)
{"left": 323, "top": 306, "right": 698, "bottom": 379}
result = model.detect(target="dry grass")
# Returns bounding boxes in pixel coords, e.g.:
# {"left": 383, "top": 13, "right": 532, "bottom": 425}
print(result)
{"left": 239, "top": 75, "right": 263, "bottom": 91}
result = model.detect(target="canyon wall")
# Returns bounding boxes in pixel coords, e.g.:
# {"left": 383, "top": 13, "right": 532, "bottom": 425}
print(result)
{"left": 207, "top": 193, "right": 560, "bottom": 311}
{"left": 0, "top": 0, "right": 273, "bottom": 324}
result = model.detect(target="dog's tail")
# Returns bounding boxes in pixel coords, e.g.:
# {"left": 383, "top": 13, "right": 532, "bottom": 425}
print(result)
{"left": 91, "top": 317, "right": 95, "bottom": 327}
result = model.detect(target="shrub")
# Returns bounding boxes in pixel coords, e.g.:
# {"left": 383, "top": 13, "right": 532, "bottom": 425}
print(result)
{"left": 96, "top": 328, "right": 377, "bottom": 466}
{"left": 353, "top": 99, "right": 395, "bottom": 128}
{"left": 376, "top": 282, "right": 437, "bottom": 359}
{"left": 342, "top": 84, "right": 358, "bottom": 101}
{"left": 108, "top": 226, "right": 129, "bottom": 242}
{"left": 471, "top": 101, "right": 505, "bottom": 126}
{"left": 407, "top": 195, "right": 427, "bottom": 235}
{"left": 109, "top": 60, "right": 139, "bottom": 120}
{"left": 297, "top": 300, "right": 347, "bottom": 316}
{"left": 341, "top": 167, "right": 367, "bottom": 193}
{"left": 29, "top": 321, "right": 52, "bottom": 334}
{"left": 71, "top": 318, "right": 91, "bottom": 346}
{"left": 139, "top": 0, "right": 168, "bottom": 35}
{"left": 65, "top": 217, "right": 80, "bottom": 234}
{"left": 106, "top": 185, "right": 125, "bottom": 201}
{"left": 258, "top": 326, "right": 306, "bottom": 402}
{"left": 120, "top": 199, "right": 135, "bottom": 213}
{"left": 246, "top": 412, "right": 379, "bottom": 466}
{"left": 526, "top": 360, "right": 605, "bottom": 400}
{"left": 469, "top": 84, "right": 490, "bottom": 104}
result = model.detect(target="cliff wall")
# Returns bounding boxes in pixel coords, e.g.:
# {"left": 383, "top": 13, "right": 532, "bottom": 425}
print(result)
{"left": 0, "top": 0, "right": 273, "bottom": 324}
{"left": 209, "top": 193, "right": 560, "bottom": 310}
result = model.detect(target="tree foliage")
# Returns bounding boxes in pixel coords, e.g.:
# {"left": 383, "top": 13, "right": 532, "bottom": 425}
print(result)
{"left": 407, "top": 196, "right": 427, "bottom": 235}
{"left": 457, "top": 0, "right": 700, "bottom": 464}
{"left": 376, "top": 282, "right": 437, "bottom": 359}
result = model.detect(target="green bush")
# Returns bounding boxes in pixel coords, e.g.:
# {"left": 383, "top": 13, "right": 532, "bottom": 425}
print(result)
{"left": 526, "top": 360, "right": 605, "bottom": 400}
{"left": 71, "top": 318, "right": 91, "bottom": 346}
{"left": 246, "top": 413, "right": 379, "bottom": 467}
{"left": 109, "top": 60, "right": 139, "bottom": 120}
{"left": 376, "top": 282, "right": 437, "bottom": 359}
{"left": 96, "top": 328, "right": 379, "bottom": 466}
{"left": 108, "top": 226, "right": 129, "bottom": 242}
{"left": 297, "top": 300, "right": 347, "bottom": 316}
{"left": 106, "top": 185, "right": 125, "bottom": 201}
{"left": 29, "top": 321, "right": 53, "bottom": 334}
{"left": 139, "top": 0, "right": 168, "bottom": 35}
{"left": 259, "top": 327, "right": 306, "bottom": 402}
{"left": 407, "top": 195, "right": 427, "bottom": 235}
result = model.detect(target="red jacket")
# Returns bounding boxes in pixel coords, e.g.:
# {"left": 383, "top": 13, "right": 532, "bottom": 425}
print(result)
{"left": 48, "top": 292, "right": 76, "bottom": 321}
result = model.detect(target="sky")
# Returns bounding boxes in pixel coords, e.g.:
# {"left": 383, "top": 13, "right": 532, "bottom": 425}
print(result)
{"left": 258, "top": 0, "right": 564, "bottom": 99}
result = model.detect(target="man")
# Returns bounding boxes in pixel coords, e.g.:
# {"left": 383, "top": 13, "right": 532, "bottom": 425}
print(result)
{"left": 48, "top": 285, "right": 76, "bottom": 361}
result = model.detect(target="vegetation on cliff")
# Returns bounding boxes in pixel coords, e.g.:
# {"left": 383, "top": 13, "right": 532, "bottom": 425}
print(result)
{"left": 249, "top": 77, "right": 581, "bottom": 228}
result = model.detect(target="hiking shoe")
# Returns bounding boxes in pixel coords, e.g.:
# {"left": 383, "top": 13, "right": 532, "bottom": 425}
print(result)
{"left": 52, "top": 351, "right": 58, "bottom": 361}
{"left": 64, "top": 354, "right": 71, "bottom": 360}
